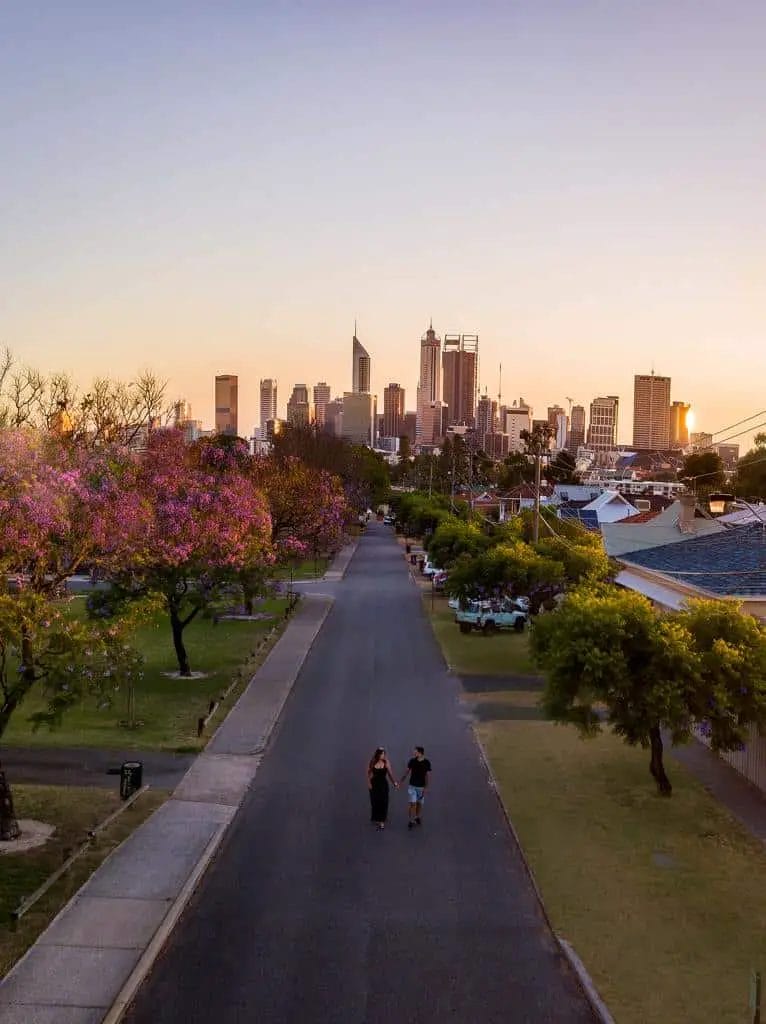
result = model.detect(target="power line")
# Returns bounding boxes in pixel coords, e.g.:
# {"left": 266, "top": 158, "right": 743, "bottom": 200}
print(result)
{"left": 711, "top": 410, "right": 766, "bottom": 438}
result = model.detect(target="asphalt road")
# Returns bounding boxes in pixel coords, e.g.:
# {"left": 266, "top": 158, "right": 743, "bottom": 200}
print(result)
{"left": 126, "top": 523, "right": 596, "bottom": 1024}
{"left": 0, "top": 746, "right": 194, "bottom": 790}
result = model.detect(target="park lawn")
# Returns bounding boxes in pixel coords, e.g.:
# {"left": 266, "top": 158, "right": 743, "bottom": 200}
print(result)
{"left": 4, "top": 597, "right": 289, "bottom": 752}
{"left": 272, "top": 557, "right": 329, "bottom": 581}
{"left": 0, "top": 784, "right": 166, "bottom": 976}
{"left": 478, "top": 710, "right": 766, "bottom": 1024}
{"left": 425, "top": 596, "right": 538, "bottom": 676}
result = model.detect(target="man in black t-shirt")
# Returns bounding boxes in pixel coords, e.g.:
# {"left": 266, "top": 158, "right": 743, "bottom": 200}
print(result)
{"left": 400, "top": 746, "right": 432, "bottom": 829}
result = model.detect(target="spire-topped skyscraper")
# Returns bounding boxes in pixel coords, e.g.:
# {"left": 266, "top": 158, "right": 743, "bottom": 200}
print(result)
{"left": 352, "top": 325, "right": 371, "bottom": 393}
{"left": 416, "top": 323, "right": 442, "bottom": 447}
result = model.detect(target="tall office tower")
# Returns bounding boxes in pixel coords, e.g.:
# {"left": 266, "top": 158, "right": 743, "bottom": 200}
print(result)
{"left": 547, "top": 405, "right": 566, "bottom": 433}
{"left": 554, "top": 413, "right": 569, "bottom": 450}
{"left": 287, "top": 385, "right": 312, "bottom": 427}
{"left": 568, "top": 404, "right": 586, "bottom": 451}
{"left": 383, "top": 383, "right": 405, "bottom": 438}
{"left": 587, "top": 396, "right": 619, "bottom": 451}
{"left": 324, "top": 398, "right": 344, "bottom": 437}
{"left": 173, "top": 399, "right": 192, "bottom": 426}
{"left": 352, "top": 332, "right": 371, "bottom": 393}
{"left": 475, "top": 393, "right": 495, "bottom": 443}
{"left": 215, "top": 375, "right": 238, "bottom": 436}
{"left": 416, "top": 323, "right": 441, "bottom": 447}
{"left": 402, "top": 411, "right": 418, "bottom": 443}
{"left": 342, "top": 392, "right": 376, "bottom": 445}
{"left": 313, "top": 382, "right": 331, "bottom": 427}
{"left": 502, "top": 399, "right": 532, "bottom": 453}
{"left": 633, "top": 372, "right": 671, "bottom": 448}
{"left": 442, "top": 334, "right": 478, "bottom": 426}
{"left": 670, "top": 401, "right": 691, "bottom": 446}
{"left": 260, "top": 379, "right": 278, "bottom": 430}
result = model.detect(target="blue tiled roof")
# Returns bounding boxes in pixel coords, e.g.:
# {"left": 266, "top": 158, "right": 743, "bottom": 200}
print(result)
{"left": 559, "top": 507, "right": 600, "bottom": 531}
{"left": 622, "top": 524, "right": 766, "bottom": 597}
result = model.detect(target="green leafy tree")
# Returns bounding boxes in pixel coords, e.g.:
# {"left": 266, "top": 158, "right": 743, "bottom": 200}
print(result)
{"left": 497, "top": 452, "right": 534, "bottom": 489}
{"left": 426, "top": 518, "right": 490, "bottom": 569}
{"left": 681, "top": 451, "right": 726, "bottom": 495}
{"left": 735, "top": 433, "right": 766, "bottom": 500}
{"left": 531, "top": 587, "right": 766, "bottom": 795}
{"left": 446, "top": 542, "right": 565, "bottom": 610}
{"left": 547, "top": 449, "right": 579, "bottom": 485}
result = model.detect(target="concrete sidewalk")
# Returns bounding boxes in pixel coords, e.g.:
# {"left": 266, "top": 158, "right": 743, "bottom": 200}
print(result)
{"left": 0, "top": 594, "right": 334, "bottom": 1024}
{"left": 323, "top": 538, "right": 358, "bottom": 580}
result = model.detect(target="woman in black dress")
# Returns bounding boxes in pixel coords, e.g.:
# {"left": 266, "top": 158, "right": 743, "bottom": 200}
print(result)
{"left": 367, "top": 747, "right": 398, "bottom": 830}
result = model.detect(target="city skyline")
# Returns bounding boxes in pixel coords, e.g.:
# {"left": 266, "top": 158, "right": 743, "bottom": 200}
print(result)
{"left": 3, "top": 4, "right": 765, "bottom": 452}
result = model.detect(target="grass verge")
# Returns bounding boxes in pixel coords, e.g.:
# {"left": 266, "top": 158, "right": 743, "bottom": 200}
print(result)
{"left": 0, "top": 784, "right": 166, "bottom": 976}
{"left": 478, "top": 709, "right": 766, "bottom": 1024}
{"left": 424, "top": 595, "right": 538, "bottom": 676}
{"left": 5, "top": 597, "right": 290, "bottom": 752}
{"left": 272, "top": 557, "right": 329, "bottom": 581}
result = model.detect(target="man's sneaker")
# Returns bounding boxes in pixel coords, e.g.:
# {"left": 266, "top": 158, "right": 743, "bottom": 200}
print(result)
{"left": 408, "top": 821, "right": 414, "bottom": 830}
{"left": 415, "top": 817, "right": 422, "bottom": 826}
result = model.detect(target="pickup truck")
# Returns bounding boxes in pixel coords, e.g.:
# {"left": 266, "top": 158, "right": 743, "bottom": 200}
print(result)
{"left": 455, "top": 598, "right": 528, "bottom": 634}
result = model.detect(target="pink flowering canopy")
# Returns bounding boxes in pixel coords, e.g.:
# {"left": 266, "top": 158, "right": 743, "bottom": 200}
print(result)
{"left": 0, "top": 429, "right": 141, "bottom": 589}
{"left": 120, "top": 430, "right": 274, "bottom": 578}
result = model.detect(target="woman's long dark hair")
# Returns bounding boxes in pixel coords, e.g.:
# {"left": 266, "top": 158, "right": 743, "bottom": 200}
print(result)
{"left": 369, "top": 748, "right": 385, "bottom": 771}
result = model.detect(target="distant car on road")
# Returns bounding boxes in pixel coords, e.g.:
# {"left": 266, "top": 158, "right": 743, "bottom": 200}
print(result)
{"left": 383, "top": 515, "right": 396, "bottom": 525}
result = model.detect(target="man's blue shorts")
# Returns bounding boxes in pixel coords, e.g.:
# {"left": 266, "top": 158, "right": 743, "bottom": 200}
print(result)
{"left": 408, "top": 785, "right": 425, "bottom": 804}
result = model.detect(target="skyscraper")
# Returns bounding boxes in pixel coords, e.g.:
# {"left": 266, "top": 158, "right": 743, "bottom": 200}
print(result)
{"left": 633, "top": 372, "right": 671, "bottom": 449}
{"left": 352, "top": 331, "right": 371, "bottom": 393}
{"left": 670, "top": 400, "right": 691, "bottom": 446}
{"left": 568, "top": 405, "right": 586, "bottom": 452}
{"left": 342, "top": 392, "right": 376, "bottom": 445}
{"left": 313, "top": 382, "right": 331, "bottom": 427}
{"left": 383, "top": 383, "right": 405, "bottom": 438}
{"left": 502, "top": 399, "right": 532, "bottom": 453}
{"left": 442, "top": 334, "right": 478, "bottom": 426}
{"left": 587, "top": 396, "right": 619, "bottom": 450}
{"left": 476, "top": 393, "right": 496, "bottom": 444}
{"left": 416, "top": 323, "right": 441, "bottom": 447}
{"left": 287, "top": 385, "right": 312, "bottom": 427}
{"left": 260, "top": 379, "right": 278, "bottom": 430}
{"left": 215, "top": 375, "right": 238, "bottom": 436}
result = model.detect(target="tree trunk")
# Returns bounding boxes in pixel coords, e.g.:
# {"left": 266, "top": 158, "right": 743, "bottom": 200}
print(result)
{"left": 649, "top": 725, "right": 672, "bottom": 796}
{"left": 243, "top": 586, "right": 254, "bottom": 617}
{"left": 20, "top": 631, "right": 36, "bottom": 684}
{"left": 0, "top": 761, "right": 21, "bottom": 841}
{"left": 169, "top": 600, "right": 192, "bottom": 677}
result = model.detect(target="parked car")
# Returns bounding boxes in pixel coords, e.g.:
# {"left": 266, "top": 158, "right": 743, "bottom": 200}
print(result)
{"left": 421, "top": 560, "right": 442, "bottom": 578}
{"left": 432, "top": 571, "right": 448, "bottom": 590}
{"left": 383, "top": 515, "right": 396, "bottom": 525}
{"left": 455, "top": 598, "right": 528, "bottom": 634}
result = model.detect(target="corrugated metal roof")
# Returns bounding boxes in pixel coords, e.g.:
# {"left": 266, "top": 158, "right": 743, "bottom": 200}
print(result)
{"left": 622, "top": 523, "right": 766, "bottom": 597}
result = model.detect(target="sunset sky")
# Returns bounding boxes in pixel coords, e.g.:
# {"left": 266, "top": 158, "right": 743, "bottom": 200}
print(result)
{"left": 2, "top": 2, "right": 765, "bottom": 448}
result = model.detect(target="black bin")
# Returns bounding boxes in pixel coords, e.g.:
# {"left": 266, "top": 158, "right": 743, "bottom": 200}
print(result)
{"left": 410, "top": 554, "right": 417, "bottom": 565}
{"left": 120, "top": 761, "right": 143, "bottom": 800}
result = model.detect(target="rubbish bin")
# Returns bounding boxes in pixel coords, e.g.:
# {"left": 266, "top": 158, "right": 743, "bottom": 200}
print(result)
{"left": 405, "top": 543, "right": 411, "bottom": 554}
{"left": 120, "top": 761, "right": 143, "bottom": 800}
{"left": 410, "top": 553, "right": 417, "bottom": 565}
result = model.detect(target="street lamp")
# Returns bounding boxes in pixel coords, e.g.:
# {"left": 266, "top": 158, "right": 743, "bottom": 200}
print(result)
{"left": 708, "top": 492, "right": 734, "bottom": 516}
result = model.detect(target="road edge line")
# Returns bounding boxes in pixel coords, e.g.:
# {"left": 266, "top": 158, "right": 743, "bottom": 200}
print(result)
{"left": 473, "top": 730, "right": 614, "bottom": 1024}
{"left": 101, "top": 822, "right": 228, "bottom": 1024}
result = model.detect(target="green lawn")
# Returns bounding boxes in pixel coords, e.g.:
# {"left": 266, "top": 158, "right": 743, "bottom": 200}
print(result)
{"left": 478, "top": 707, "right": 766, "bottom": 1024}
{"left": 426, "top": 597, "right": 538, "bottom": 676}
{"left": 272, "top": 557, "right": 329, "bottom": 581}
{"left": 4, "top": 597, "right": 289, "bottom": 752}
{"left": 0, "top": 785, "right": 166, "bottom": 975}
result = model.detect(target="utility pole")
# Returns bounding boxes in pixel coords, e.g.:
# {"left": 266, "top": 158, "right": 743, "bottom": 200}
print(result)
{"left": 533, "top": 447, "right": 542, "bottom": 543}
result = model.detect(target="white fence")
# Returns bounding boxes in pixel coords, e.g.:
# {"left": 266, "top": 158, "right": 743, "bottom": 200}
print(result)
{"left": 693, "top": 724, "right": 766, "bottom": 794}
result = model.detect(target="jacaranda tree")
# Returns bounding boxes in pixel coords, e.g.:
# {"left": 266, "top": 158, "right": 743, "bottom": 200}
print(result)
{"left": 105, "top": 430, "right": 274, "bottom": 676}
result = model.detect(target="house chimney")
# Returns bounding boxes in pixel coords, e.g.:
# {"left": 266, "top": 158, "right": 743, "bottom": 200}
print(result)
{"left": 678, "top": 493, "right": 696, "bottom": 533}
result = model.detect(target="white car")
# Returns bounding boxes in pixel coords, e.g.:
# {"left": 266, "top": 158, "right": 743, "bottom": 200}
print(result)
{"left": 421, "top": 560, "right": 442, "bottom": 578}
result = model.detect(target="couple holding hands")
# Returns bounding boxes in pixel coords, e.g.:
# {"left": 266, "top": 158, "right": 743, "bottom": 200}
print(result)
{"left": 367, "top": 746, "right": 432, "bottom": 831}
